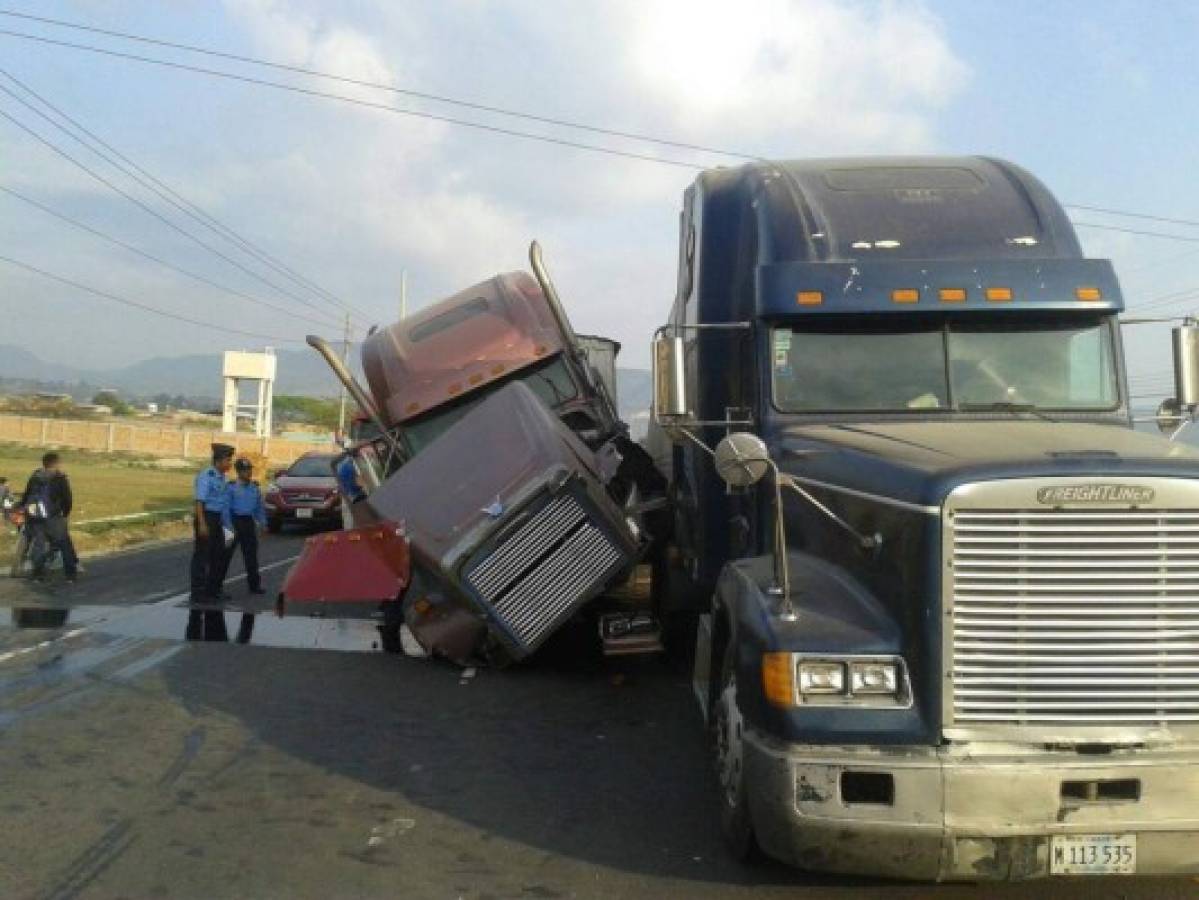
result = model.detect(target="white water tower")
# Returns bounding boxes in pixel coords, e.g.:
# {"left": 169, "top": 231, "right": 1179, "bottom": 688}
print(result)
{"left": 221, "top": 349, "right": 277, "bottom": 436}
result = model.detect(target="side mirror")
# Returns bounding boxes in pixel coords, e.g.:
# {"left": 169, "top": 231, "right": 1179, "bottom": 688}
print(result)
{"left": 714, "top": 432, "right": 771, "bottom": 488}
{"left": 652, "top": 335, "right": 688, "bottom": 420}
{"left": 1172, "top": 323, "right": 1199, "bottom": 409}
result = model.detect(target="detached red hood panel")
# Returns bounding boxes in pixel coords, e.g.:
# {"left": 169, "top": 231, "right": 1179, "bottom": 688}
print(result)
{"left": 281, "top": 522, "right": 410, "bottom": 604}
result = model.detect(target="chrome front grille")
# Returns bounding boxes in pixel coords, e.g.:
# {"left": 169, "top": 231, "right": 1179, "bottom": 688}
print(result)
{"left": 949, "top": 502, "right": 1199, "bottom": 728}
{"left": 465, "top": 493, "right": 623, "bottom": 651}
{"left": 468, "top": 495, "right": 587, "bottom": 603}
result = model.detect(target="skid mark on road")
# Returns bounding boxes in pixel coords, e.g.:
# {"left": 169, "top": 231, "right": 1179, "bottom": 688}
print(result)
{"left": 157, "top": 726, "right": 208, "bottom": 787}
{"left": 40, "top": 819, "right": 137, "bottom": 900}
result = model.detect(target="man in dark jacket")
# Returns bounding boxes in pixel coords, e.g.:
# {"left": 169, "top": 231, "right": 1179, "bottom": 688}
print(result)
{"left": 23, "top": 451, "right": 79, "bottom": 582}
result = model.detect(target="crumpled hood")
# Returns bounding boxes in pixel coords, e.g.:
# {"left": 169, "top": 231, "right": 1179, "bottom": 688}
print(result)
{"left": 775, "top": 420, "right": 1199, "bottom": 508}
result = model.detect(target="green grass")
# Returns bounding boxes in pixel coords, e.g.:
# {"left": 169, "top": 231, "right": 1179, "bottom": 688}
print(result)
{"left": 0, "top": 443, "right": 195, "bottom": 521}
{"left": 1, "top": 444, "right": 200, "bottom": 562}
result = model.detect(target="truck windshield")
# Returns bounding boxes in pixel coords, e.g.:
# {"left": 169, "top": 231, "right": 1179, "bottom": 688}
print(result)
{"left": 403, "top": 356, "right": 581, "bottom": 453}
{"left": 771, "top": 316, "right": 1119, "bottom": 412}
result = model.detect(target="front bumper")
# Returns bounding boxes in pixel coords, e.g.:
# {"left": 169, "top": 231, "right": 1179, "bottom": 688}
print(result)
{"left": 266, "top": 501, "right": 340, "bottom": 521}
{"left": 744, "top": 729, "right": 1199, "bottom": 881}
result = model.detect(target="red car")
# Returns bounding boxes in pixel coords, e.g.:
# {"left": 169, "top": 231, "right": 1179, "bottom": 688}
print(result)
{"left": 265, "top": 452, "right": 342, "bottom": 533}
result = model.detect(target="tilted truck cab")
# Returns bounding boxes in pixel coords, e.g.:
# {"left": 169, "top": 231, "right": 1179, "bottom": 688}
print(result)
{"left": 650, "top": 157, "right": 1199, "bottom": 880}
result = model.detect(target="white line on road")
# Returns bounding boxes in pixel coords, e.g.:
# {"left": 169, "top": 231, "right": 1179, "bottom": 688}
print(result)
{"left": 0, "top": 553, "right": 301, "bottom": 665}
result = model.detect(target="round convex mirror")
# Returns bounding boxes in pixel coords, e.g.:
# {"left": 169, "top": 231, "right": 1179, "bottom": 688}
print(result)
{"left": 714, "top": 432, "right": 771, "bottom": 488}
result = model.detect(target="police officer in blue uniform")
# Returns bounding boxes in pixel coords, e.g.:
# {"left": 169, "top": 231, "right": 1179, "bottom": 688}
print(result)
{"left": 188, "top": 443, "right": 233, "bottom": 641}
{"left": 223, "top": 458, "right": 267, "bottom": 595}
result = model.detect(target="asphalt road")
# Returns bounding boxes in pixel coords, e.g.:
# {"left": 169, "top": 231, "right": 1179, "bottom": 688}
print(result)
{"left": 1, "top": 535, "right": 1196, "bottom": 899}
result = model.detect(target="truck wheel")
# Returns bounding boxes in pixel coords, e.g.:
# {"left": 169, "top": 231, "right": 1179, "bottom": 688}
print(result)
{"left": 713, "top": 642, "right": 758, "bottom": 861}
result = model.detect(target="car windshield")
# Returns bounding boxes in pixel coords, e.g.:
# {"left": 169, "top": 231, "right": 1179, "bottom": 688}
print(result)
{"left": 286, "top": 456, "right": 337, "bottom": 477}
{"left": 771, "top": 316, "right": 1119, "bottom": 412}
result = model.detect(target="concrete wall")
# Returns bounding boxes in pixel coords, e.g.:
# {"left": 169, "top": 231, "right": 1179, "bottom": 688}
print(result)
{"left": 0, "top": 414, "right": 331, "bottom": 466}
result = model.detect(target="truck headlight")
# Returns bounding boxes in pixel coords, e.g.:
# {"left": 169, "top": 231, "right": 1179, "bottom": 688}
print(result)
{"left": 798, "top": 661, "right": 846, "bottom": 695}
{"left": 849, "top": 661, "right": 899, "bottom": 695}
{"left": 762, "top": 654, "right": 911, "bottom": 708}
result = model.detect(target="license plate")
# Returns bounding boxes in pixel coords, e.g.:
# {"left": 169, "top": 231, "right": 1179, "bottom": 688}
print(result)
{"left": 295, "top": 508, "right": 314, "bottom": 519}
{"left": 1050, "top": 834, "right": 1136, "bottom": 875}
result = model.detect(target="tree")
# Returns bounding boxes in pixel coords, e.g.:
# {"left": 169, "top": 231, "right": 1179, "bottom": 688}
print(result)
{"left": 92, "top": 390, "right": 132, "bottom": 415}
{"left": 274, "top": 395, "right": 340, "bottom": 431}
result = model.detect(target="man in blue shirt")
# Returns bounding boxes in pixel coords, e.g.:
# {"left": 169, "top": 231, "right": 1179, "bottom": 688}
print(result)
{"left": 188, "top": 443, "right": 233, "bottom": 641}
{"left": 223, "top": 457, "right": 267, "bottom": 595}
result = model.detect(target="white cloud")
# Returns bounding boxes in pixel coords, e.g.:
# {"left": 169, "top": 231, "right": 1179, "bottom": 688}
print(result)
{"left": 8, "top": 1, "right": 970, "bottom": 370}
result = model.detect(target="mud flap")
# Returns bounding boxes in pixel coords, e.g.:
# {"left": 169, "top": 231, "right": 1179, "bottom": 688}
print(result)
{"left": 279, "top": 522, "right": 410, "bottom": 617}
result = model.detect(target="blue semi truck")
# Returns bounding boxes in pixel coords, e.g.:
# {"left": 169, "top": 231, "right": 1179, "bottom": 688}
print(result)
{"left": 648, "top": 157, "right": 1199, "bottom": 880}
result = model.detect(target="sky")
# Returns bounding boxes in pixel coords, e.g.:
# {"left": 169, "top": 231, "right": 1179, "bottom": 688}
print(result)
{"left": 1, "top": 0, "right": 1198, "bottom": 405}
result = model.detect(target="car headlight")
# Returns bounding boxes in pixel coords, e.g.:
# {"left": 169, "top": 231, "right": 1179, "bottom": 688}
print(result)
{"left": 763, "top": 653, "right": 911, "bottom": 708}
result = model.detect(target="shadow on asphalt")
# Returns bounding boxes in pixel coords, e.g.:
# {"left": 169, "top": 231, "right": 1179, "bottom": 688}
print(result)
{"left": 153, "top": 618, "right": 887, "bottom": 890}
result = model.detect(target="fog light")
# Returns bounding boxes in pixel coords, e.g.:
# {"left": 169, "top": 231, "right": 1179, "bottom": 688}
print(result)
{"left": 798, "top": 661, "right": 846, "bottom": 695}
{"left": 849, "top": 661, "right": 899, "bottom": 695}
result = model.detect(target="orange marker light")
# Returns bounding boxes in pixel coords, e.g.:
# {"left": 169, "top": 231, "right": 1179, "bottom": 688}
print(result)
{"left": 468, "top": 373, "right": 483, "bottom": 385}
{"left": 762, "top": 653, "right": 796, "bottom": 708}
{"left": 939, "top": 288, "right": 967, "bottom": 302}
{"left": 797, "top": 291, "right": 823, "bottom": 306}
{"left": 448, "top": 382, "right": 462, "bottom": 396}
{"left": 1076, "top": 286, "right": 1102, "bottom": 301}
{"left": 986, "top": 287, "right": 1013, "bottom": 302}
{"left": 891, "top": 289, "right": 919, "bottom": 304}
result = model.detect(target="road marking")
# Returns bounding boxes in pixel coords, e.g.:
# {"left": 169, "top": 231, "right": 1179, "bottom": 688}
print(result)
{"left": 0, "top": 553, "right": 301, "bottom": 665}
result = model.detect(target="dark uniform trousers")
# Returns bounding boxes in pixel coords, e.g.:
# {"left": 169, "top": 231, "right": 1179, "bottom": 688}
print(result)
{"left": 225, "top": 514, "right": 262, "bottom": 591}
{"left": 187, "top": 510, "right": 229, "bottom": 641}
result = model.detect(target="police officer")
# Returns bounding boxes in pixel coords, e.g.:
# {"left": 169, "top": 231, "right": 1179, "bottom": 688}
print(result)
{"left": 188, "top": 443, "right": 233, "bottom": 641}
{"left": 223, "top": 458, "right": 266, "bottom": 595}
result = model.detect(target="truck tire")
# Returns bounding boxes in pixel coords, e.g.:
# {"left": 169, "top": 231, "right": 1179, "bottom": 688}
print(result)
{"left": 713, "top": 640, "right": 758, "bottom": 861}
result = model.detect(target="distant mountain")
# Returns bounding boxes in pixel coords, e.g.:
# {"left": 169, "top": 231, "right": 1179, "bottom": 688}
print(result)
{"left": 0, "top": 344, "right": 653, "bottom": 419}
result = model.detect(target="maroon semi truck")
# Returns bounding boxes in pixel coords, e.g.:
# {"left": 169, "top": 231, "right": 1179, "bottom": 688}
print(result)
{"left": 285, "top": 243, "right": 665, "bottom": 665}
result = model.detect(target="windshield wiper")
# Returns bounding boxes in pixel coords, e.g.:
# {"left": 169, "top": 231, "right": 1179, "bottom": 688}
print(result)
{"left": 958, "top": 401, "right": 1057, "bottom": 422}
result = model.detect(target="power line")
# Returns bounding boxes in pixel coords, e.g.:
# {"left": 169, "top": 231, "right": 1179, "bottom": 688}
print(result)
{"left": 1065, "top": 203, "right": 1199, "bottom": 231}
{"left": 0, "top": 67, "right": 368, "bottom": 321}
{"left": 0, "top": 252, "right": 303, "bottom": 342}
{"left": 0, "top": 7, "right": 761, "bottom": 163}
{"left": 0, "top": 27, "right": 705, "bottom": 171}
{"left": 0, "top": 184, "right": 342, "bottom": 328}
{"left": 0, "top": 98, "right": 350, "bottom": 324}
{"left": 1071, "top": 221, "right": 1199, "bottom": 243}
{"left": 0, "top": 74, "right": 363, "bottom": 323}
{"left": 7, "top": 10, "right": 1199, "bottom": 245}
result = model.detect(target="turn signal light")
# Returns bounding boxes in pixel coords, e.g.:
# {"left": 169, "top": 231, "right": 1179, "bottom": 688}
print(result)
{"left": 891, "top": 289, "right": 919, "bottom": 304}
{"left": 1076, "top": 286, "right": 1102, "bottom": 301}
{"left": 762, "top": 652, "right": 796, "bottom": 707}
{"left": 939, "top": 288, "right": 966, "bottom": 302}
{"left": 797, "top": 290, "right": 823, "bottom": 306}
{"left": 985, "top": 287, "right": 1013, "bottom": 302}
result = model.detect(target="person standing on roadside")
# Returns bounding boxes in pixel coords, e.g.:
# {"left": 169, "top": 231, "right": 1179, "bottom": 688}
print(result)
{"left": 223, "top": 458, "right": 267, "bottom": 595}
{"left": 23, "top": 452, "right": 78, "bottom": 583}
{"left": 188, "top": 443, "right": 233, "bottom": 641}
{"left": 0, "top": 476, "right": 12, "bottom": 524}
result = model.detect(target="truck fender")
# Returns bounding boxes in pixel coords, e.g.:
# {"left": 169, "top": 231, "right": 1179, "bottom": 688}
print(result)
{"left": 692, "top": 570, "right": 739, "bottom": 725}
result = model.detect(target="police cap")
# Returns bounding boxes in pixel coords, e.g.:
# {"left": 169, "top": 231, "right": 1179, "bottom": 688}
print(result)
{"left": 211, "top": 442, "right": 235, "bottom": 461}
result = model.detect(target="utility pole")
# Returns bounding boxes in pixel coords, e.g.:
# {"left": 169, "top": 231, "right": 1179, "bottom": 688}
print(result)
{"left": 336, "top": 313, "right": 351, "bottom": 440}
{"left": 400, "top": 268, "right": 408, "bottom": 321}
